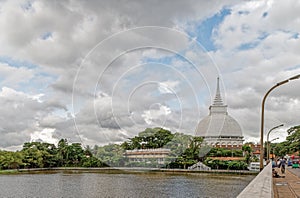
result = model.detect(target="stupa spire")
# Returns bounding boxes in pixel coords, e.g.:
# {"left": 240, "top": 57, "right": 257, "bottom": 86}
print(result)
{"left": 213, "top": 77, "right": 223, "bottom": 106}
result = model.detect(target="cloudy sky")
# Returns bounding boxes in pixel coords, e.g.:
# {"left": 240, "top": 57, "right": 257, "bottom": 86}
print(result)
{"left": 0, "top": 0, "right": 299, "bottom": 150}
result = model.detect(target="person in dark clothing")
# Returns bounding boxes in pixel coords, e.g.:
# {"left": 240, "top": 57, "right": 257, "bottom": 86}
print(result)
{"left": 280, "top": 158, "right": 286, "bottom": 174}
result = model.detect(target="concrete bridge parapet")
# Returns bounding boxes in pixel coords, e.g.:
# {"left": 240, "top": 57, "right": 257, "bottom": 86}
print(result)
{"left": 237, "top": 162, "right": 273, "bottom": 198}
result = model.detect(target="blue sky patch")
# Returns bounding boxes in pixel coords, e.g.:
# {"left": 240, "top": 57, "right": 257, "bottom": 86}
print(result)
{"left": 186, "top": 8, "right": 231, "bottom": 51}
{"left": 41, "top": 32, "right": 53, "bottom": 40}
{"left": 141, "top": 55, "right": 174, "bottom": 65}
{"left": 0, "top": 56, "right": 57, "bottom": 94}
{"left": 262, "top": 12, "right": 268, "bottom": 18}
{"left": 238, "top": 10, "right": 250, "bottom": 15}
{"left": 291, "top": 32, "right": 299, "bottom": 39}
{"left": 238, "top": 32, "right": 269, "bottom": 51}
{"left": 15, "top": 70, "right": 57, "bottom": 94}
{"left": 0, "top": 56, "right": 37, "bottom": 69}
{"left": 21, "top": 1, "right": 34, "bottom": 12}
{"left": 258, "top": 32, "right": 269, "bottom": 40}
{"left": 238, "top": 41, "right": 259, "bottom": 50}
{"left": 285, "top": 64, "right": 300, "bottom": 71}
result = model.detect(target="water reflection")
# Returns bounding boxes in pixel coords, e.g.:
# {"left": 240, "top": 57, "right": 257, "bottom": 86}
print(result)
{"left": 0, "top": 171, "right": 254, "bottom": 197}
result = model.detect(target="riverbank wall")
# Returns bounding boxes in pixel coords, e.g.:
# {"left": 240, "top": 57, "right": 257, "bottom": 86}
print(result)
{"left": 1, "top": 167, "right": 258, "bottom": 175}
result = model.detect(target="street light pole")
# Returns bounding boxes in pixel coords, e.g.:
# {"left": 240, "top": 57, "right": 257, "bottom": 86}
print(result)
{"left": 260, "top": 74, "right": 300, "bottom": 171}
{"left": 268, "top": 137, "right": 279, "bottom": 160}
{"left": 266, "top": 124, "right": 284, "bottom": 160}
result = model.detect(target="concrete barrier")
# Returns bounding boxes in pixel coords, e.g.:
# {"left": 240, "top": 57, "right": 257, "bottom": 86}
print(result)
{"left": 237, "top": 162, "right": 273, "bottom": 198}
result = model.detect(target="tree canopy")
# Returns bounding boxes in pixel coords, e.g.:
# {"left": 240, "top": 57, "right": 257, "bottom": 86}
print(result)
{"left": 270, "top": 125, "right": 300, "bottom": 157}
{"left": 121, "top": 127, "right": 174, "bottom": 150}
{"left": 286, "top": 125, "right": 300, "bottom": 153}
{"left": 0, "top": 139, "right": 105, "bottom": 170}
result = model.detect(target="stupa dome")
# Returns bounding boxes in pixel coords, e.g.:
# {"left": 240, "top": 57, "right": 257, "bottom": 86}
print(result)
{"left": 196, "top": 113, "right": 242, "bottom": 138}
{"left": 195, "top": 77, "right": 243, "bottom": 146}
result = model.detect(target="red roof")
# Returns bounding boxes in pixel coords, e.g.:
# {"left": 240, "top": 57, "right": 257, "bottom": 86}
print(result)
{"left": 252, "top": 150, "right": 260, "bottom": 154}
{"left": 210, "top": 157, "right": 245, "bottom": 161}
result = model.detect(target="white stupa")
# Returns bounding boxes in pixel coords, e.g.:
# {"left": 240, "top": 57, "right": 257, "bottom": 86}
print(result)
{"left": 195, "top": 77, "right": 243, "bottom": 148}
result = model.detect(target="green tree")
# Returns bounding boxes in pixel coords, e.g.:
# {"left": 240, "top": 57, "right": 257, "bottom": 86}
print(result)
{"left": 122, "top": 127, "right": 174, "bottom": 150}
{"left": 286, "top": 125, "right": 300, "bottom": 153}
{"left": 165, "top": 133, "right": 192, "bottom": 158}
{"left": 0, "top": 151, "right": 24, "bottom": 169}
{"left": 82, "top": 156, "right": 105, "bottom": 167}
{"left": 96, "top": 144, "right": 124, "bottom": 167}
{"left": 166, "top": 136, "right": 203, "bottom": 169}
{"left": 204, "top": 158, "right": 247, "bottom": 170}
{"left": 242, "top": 144, "right": 252, "bottom": 164}
{"left": 1, "top": 139, "right": 106, "bottom": 170}
{"left": 21, "top": 142, "right": 56, "bottom": 168}
{"left": 184, "top": 137, "right": 203, "bottom": 160}
{"left": 273, "top": 141, "right": 287, "bottom": 157}
{"left": 56, "top": 139, "right": 68, "bottom": 166}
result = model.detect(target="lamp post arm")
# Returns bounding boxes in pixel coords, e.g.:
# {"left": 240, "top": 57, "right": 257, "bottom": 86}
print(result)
{"left": 259, "top": 74, "right": 299, "bottom": 171}
{"left": 260, "top": 82, "right": 288, "bottom": 171}
{"left": 267, "top": 124, "right": 284, "bottom": 143}
{"left": 266, "top": 124, "right": 283, "bottom": 160}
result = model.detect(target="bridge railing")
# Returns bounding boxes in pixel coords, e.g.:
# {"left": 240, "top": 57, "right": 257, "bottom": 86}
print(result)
{"left": 237, "top": 162, "right": 273, "bottom": 198}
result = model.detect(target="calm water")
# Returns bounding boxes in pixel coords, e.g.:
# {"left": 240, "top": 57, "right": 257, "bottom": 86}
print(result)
{"left": 0, "top": 170, "right": 254, "bottom": 198}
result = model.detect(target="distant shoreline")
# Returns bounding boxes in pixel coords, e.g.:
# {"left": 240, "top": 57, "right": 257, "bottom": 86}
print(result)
{"left": 0, "top": 167, "right": 258, "bottom": 175}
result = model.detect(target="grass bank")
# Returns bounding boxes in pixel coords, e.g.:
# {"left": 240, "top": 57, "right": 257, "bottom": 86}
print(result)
{"left": 0, "top": 169, "right": 20, "bottom": 174}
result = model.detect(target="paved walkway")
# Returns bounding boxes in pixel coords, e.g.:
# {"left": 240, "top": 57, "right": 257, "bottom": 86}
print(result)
{"left": 273, "top": 167, "right": 300, "bottom": 198}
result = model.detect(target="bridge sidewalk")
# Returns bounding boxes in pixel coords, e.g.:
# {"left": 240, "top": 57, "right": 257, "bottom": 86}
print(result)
{"left": 273, "top": 167, "right": 300, "bottom": 198}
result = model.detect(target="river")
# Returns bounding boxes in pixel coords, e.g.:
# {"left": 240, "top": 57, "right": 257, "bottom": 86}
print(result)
{"left": 0, "top": 170, "right": 255, "bottom": 197}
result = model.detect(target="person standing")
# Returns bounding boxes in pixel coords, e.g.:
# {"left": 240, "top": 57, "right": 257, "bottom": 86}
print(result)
{"left": 272, "top": 159, "right": 276, "bottom": 168}
{"left": 277, "top": 158, "right": 281, "bottom": 167}
{"left": 280, "top": 158, "right": 286, "bottom": 174}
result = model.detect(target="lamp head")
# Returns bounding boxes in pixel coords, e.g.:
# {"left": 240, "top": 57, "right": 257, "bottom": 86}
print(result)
{"left": 289, "top": 74, "right": 300, "bottom": 80}
{"left": 270, "top": 137, "right": 279, "bottom": 142}
{"left": 273, "top": 124, "right": 284, "bottom": 130}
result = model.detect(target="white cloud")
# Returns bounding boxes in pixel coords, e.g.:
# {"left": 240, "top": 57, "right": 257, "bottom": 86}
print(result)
{"left": 30, "top": 128, "right": 58, "bottom": 145}
{"left": 142, "top": 104, "right": 171, "bottom": 125}
{"left": 158, "top": 80, "right": 179, "bottom": 94}
{"left": 0, "top": 63, "right": 34, "bottom": 88}
{"left": 0, "top": 0, "right": 299, "bottom": 149}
